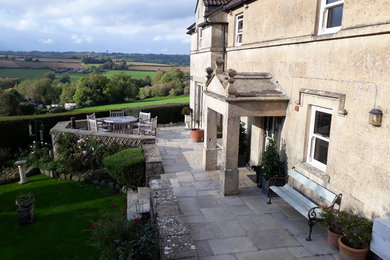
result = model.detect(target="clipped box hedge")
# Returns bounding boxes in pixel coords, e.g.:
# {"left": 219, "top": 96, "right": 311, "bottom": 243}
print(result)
{"left": 103, "top": 148, "right": 145, "bottom": 190}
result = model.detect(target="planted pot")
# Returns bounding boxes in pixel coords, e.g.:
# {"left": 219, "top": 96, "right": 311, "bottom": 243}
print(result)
{"left": 16, "top": 196, "right": 35, "bottom": 224}
{"left": 190, "top": 129, "right": 204, "bottom": 142}
{"left": 261, "top": 176, "right": 285, "bottom": 196}
{"left": 338, "top": 236, "right": 369, "bottom": 260}
{"left": 327, "top": 226, "right": 343, "bottom": 249}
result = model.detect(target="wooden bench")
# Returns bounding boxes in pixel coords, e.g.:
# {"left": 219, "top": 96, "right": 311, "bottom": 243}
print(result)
{"left": 267, "top": 168, "right": 342, "bottom": 241}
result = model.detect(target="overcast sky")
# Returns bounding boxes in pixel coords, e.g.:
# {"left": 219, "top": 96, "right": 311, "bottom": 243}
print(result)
{"left": 0, "top": 0, "right": 195, "bottom": 54}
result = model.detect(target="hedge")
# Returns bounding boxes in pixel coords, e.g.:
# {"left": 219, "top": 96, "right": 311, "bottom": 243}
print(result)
{"left": 0, "top": 103, "right": 187, "bottom": 153}
{"left": 103, "top": 148, "right": 145, "bottom": 190}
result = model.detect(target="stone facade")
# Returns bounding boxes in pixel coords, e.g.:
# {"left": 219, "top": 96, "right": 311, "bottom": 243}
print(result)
{"left": 188, "top": 0, "right": 390, "bottom": 218}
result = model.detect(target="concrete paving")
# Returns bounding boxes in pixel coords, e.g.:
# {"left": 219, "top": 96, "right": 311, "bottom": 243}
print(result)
{"left": 156, "top": 126, "right": 338, "bottom": 260}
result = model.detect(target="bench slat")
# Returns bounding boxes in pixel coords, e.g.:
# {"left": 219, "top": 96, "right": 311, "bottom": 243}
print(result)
{"left": 271, "top": 185, "right": 322, "bottom": 219}
{"left": 288, "top": 169, "right": 336, "bottom": 203}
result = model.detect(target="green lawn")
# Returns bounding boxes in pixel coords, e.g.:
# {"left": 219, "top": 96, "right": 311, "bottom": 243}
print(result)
{"left": 73, "top": 95, "right": 189, "bottom": 112}
{"left": 102, "top": 70, "right": 156, "bottom": 79}
{"left": 0, "top": 175, "right": 125, "bottom": 260}
{"left": 0, "top": 68, "right": 51, "bottom": 80}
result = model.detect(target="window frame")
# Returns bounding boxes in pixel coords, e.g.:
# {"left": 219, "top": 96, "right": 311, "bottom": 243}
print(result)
{"left": 235, "top": 13, "right": 243, "bottom": 46}
{"left": 198, "top": 27, "right": 203, "bottom": 49}
{"left": 306, "top": 106, "right": 332, "bottom": 172}
{"left": 317, "top": 0, "right": 344, "bottom": 35}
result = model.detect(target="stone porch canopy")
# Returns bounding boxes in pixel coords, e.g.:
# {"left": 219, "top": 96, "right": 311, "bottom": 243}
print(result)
{"left": 202, "top": 61, "right": 289, "bottom": 196}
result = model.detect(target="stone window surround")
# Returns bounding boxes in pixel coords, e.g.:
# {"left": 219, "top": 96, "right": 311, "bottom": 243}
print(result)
{"left": 317, "top": 0, "right": 344, "bottom": 35}
{"left": 235, "top": 13, "right": 243, "bottom": 46}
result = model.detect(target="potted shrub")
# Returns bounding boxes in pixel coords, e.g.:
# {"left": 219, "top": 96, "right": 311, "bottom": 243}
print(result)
{"left": 15, "top": 192, "right": 35, "bottom": 224}
{"left": 338, "top": 211, "right": 373, "bottom": 260}
{"left": 181, "top": 106, "right": 192, "bottom": 129}
{"left": 259, "top": 138, "right": 285, "bottom": 195}
{"left": 319, "top": 206, "right": 343, "bottom": 248}
{"left": 189, "top": 112, "right": 204, "bottom": 142}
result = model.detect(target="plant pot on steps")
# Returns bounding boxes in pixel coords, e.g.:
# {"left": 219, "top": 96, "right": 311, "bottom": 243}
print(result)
{"left": 338, "top": 236, "right": 369, "bottom": 260}
{"left": 327, "top": 226, "right": 343, "bottom": 249}
{"left": 190, "top": 129, "right": 204, "bottom": 142}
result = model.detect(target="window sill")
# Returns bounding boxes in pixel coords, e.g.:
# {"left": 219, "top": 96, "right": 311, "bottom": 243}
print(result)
{"left": 294, "top": 162, "right": 330, "bottom": 185}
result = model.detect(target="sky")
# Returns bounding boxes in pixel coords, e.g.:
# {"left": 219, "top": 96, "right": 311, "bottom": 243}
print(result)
{"left": 0, "top": 0, "right": 195, "bottom": 54}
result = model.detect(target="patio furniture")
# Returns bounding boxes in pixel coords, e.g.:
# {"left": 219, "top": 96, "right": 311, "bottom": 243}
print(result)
{"left": 86, "top": 113, "right": 96, "bottom": 130}
{"left": 137, "top": 116, "right": 158, "bottom": 136}
{"left": 110, "top": 110, "right": 125, "bottom": 117}
{"left": 139, "top": 111, "right": 151, "bottom": 124}
{"left": 103, "top": 116, "right": 138, "bottom": 134}
{"left": 112, "top": 122, "right": 132, "bottom": 134}
{"left": 267, "top": 168, "right": 342, "bottom": 241}
{"left": 88, "top": 119, "right": 110, "bottom": 132}
{"left": 87, "top": 113, "right": 109, "bottom": 130}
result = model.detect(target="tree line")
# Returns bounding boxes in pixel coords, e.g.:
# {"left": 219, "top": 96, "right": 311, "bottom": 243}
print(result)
{"left": 0, "top": 68, "right": 189, "bottom": 116}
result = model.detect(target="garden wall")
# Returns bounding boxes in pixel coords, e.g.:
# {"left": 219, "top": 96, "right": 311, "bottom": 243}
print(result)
{"left": 0, "top": 103, "right": 187, "bottom": 153}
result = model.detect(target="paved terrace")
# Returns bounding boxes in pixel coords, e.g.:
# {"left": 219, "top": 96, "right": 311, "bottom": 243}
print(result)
{"left": 155, "top": 126, "right": 338, "bottom": 260}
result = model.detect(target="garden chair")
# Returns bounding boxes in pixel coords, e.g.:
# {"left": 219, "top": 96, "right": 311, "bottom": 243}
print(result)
{"left": 86, "top": 113, "right": 96, "bottom": 130}
{"left": 137, "top": 116, "right": 157, "bottom": 136}
{"left": 88, "top": 119, "right": 109, "bottom": 132}
{"left": 109, "top": 110, "right": 125, "bottom": 117}
{"left": 112, "top": 122, "right": 132, "bottom": 134}
{"left": 138, "top": 111, "right": 151, "bottom": 124}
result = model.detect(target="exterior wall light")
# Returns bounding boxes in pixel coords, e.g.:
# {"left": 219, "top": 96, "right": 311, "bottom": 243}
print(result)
{"left": 369, "top": 109, "right": 383, "bottom": 127}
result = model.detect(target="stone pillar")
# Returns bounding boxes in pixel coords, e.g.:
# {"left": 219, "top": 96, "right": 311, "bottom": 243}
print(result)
{"left": 220, "top": 115, "right": 240, "bottom": 195}
{"left": 250, "top": 117, "right": 265, "bottom": 165}
{"left": 203, "top": 108, "right": 218, "bottom": 171}
{"left": 15, "top": 160, "right": 28, "bottom": 184}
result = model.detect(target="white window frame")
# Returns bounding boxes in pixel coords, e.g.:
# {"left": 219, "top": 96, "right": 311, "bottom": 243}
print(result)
{"left": 198, "top": 27, "right": 203, "bottom": 49}
{"left": 235, "top": 13, "right": 243, "bottom": 46}
{"left": 317, "top": 0, "right": 344, "bottom": 35}
{"left": 307, "top": 106, "right": 332, "bottom": 172}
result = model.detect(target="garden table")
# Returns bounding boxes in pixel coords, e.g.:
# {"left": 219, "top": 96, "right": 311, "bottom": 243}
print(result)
{"left": 102, "top": 116, "right": 138, "bottom": 134}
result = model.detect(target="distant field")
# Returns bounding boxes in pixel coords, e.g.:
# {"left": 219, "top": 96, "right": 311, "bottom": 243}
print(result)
{"left": 0, "top": 60, "right": 85, "bottom": 69}
{"left": 0, "top": 68, "right": 51, "bottom": 80}
{"left": 128, "top": 65, "right": 190, "bottom": 72}
{"left": 127, "top": 61, "right": 169, "bottom": 66}
{"left": 102, "top": 70, "right": 156, "bottom": 79}
{"left": 73, "top": 95, "right": 189, "bottom": 112}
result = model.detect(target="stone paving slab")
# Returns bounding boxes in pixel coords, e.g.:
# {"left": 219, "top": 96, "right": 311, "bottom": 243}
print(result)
{"left": 155, "top": 126, "right": 338, "bottom": 260}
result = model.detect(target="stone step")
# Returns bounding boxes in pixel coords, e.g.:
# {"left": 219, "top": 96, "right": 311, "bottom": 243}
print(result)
{"left": 127, "top": 187, "right": 151, "bottom": 220}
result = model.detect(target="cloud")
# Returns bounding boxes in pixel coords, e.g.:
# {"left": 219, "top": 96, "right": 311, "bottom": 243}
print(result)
{"left": 38, "top": 38, "right": 54, "bottom": 44}
{"left": 0, "top": 0, "right": 195, "bottom": 54}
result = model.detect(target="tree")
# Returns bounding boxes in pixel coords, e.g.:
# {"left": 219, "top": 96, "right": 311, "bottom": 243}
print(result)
{"left": 0, "top": 78, "right": 20, "bottom": 89}
{"left": 59, "top": 74, "right": 71, "bottom": 84}
{"left": 44, "top": 71, "right": 56, "bottom": 81}
{"left": 15, "top": 78, "right": 59, "bottom": 104}
{"left": 0, "top": 89, "right": 20, "bottom": 116}
{"left": 107, "top": 72, "right": 138, "bottom": 103}
{"left": 74, "top": 74, "right": 109, "bottom": 106}
{"left": 59, "top": 82, "right": 76, "bottom": 104}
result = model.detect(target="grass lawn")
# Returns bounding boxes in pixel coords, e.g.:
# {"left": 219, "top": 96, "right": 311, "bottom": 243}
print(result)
{"left": 102, "top": 70, "right": 156, "bottom": 79}
{"left": 73, "top": 95, "right": 189, "bottom": 112}
{"left": 0, "top": 174, "right": 125, "bottom": 260}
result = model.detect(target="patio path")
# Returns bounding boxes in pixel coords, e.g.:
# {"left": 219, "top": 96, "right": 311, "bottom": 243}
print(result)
{"left": 156, "top": 126, "right": 338, "bottom": 260}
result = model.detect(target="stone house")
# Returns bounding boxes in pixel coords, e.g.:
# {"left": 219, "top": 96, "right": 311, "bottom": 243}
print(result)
{"left": 187, "top": 0, "right": 390, "bottom": 219}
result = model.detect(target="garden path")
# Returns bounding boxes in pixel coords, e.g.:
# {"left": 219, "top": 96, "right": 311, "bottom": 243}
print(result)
{"left": 156, "top": 126, "right": 338, "bottom": 260}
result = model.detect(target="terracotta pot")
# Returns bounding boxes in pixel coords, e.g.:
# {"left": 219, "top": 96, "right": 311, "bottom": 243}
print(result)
{"left": 338, "top": 236, "right": 369, "bottom": 260}
{"left": 327, "top": 226, "right": 343, "bottom": 249}
{"left": 190, "top": 129, "right": 204, "bottom": 142}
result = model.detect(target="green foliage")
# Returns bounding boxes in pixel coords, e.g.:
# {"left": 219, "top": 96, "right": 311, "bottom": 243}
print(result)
{"left": 0, "top": 174, "right": 125, "bottom": 259}
{"left": 59, "top": 82, "right": 76, "bottom": 104}
{"left": 0, "top": 89, "right": 21, "bottom": 116}
{"left": 103, "top": 148, "right": 145, "bottom": 190}
{"left": 181, "top": 106, "right": 191, "bottom": 115}
{"left": 0, "top": 68, "right": 51, "bottom": 80}
{"left": 107, "top": 72, "right": 139, "bottom": 103}
{"left": 260, "top": 138, "right": 285, "bottom": 180}
{"left": 15, "top": 78, "right": 59, "bottom": 104}
{"left": 54, "top": 134, "right": 126, "bottom": 175}
{"left": 44, "top": 71, "right": 56, "bottom": 81}
{"left": 90, "top": 205, "right": 158, "bottom": 260}
{"left": 338, "top": 211, "right": 373, "bottom": 249}
{"left": 319, "top": 206, "right": 343, "bottom": 234}
{"left": 26, "top": 141, "right": 53, "bottom": 169}
{"left": 15, "top": 192, "right": 34, "bottom": 204}
{"left": 239, "top": 122, "right": 248, "bottom": 156}
{"left": 74, "top": 74, "right": 110, "bottom": 106}
{"left": 0, "top": 77, "right": 20, "bottom": 89}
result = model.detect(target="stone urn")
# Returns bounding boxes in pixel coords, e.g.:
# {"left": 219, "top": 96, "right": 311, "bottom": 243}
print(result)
{"left": 16, "top": 193, "right": 35, "bottom": 224}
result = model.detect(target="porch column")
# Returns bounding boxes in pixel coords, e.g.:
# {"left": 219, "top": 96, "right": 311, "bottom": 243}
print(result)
{"left": 220, "top": 115, "right": 240, "bottom": 195}
{"left": 250, "top": 117, "right": 265, "bottom": 165}
{"left": 203, "top": 108, "right": 218, "bottom": 171}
